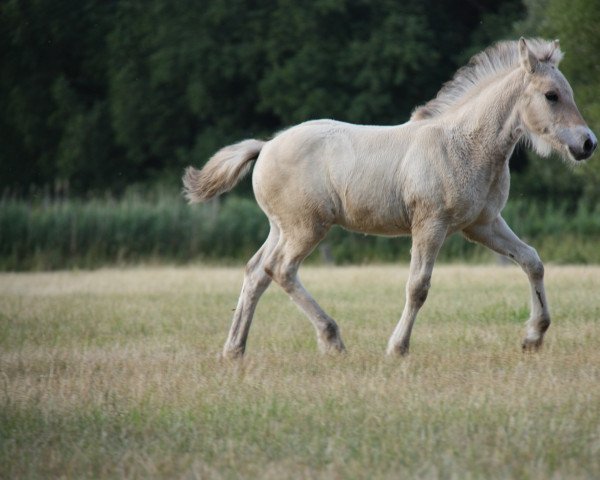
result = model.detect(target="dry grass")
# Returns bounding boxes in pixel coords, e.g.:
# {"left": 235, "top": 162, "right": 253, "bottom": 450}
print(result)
{"left": 1, "top": 265, "right": 600, "bottom": 478}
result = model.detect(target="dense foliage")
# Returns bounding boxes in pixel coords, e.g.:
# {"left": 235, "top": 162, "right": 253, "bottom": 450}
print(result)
{"left": 3, "top": 0, "right": 533, "bottom": 195}
{"left": 2, "top": 1, "right": 599, "bottom": 269}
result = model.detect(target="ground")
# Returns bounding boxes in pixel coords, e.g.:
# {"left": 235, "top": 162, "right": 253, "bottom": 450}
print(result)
{"left": 1, "top": 265, "right": 599, "bottom": 478}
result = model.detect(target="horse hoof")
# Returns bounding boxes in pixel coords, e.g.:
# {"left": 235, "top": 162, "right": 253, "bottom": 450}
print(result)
{"left": 318, "top": 338, "right": 346, "bottom": 355}
{"left": 521, "top": 337, "right": 543, "bottom": 352}
{"left": 222, "top": 346, "right": 245, "bottom": 360}
{"left": 386, "top": 344, "right": 409, "bottom": 357}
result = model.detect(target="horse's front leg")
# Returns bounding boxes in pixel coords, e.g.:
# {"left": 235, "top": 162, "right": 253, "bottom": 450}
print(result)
{"left": 387, "top": 224, "right": 447, "bottom": 356}
{"left": 463, "top": 216, "right": 550, "bottom": 351}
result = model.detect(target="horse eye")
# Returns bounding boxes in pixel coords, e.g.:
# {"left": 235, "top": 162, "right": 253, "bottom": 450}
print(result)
{"left": 545, "top": 92, "right": 559, "bottom": 102}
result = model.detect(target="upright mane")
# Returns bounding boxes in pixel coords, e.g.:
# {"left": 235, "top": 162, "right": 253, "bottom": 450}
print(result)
{"left": 411, "top": 38, "right": 564, "bottom": 121}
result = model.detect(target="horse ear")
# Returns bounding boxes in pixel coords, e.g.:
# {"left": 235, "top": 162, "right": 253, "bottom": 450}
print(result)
{"left": 550, "top": 39, "right": 564, "bottom": 66}
{"left": 519, "top": 37, "right": 538, "bottom": 74}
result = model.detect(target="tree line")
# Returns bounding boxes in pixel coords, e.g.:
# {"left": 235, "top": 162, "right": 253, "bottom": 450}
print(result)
{"left": 1, "top": 0, "right": 598, "bottom": 202}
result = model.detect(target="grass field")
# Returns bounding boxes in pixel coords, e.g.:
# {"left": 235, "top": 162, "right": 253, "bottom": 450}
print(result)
{"left": 1, "top": 264, "right": 599, "bottom": 478}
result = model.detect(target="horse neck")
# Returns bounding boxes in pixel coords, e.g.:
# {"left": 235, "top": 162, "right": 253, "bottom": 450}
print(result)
{"left": 449, "top": 68, "right": 525, "bottom": 165}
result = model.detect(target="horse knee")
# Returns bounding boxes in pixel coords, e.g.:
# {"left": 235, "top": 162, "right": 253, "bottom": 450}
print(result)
{"left": 408, "top": 274, "right": 431, "bottom": 307}
{"left": 524, "top": 248, "right": 544, "bottom": 281}
{"left": 242, "top": 259, "right": 269, "bottom": 294}
{"left": 264, "top": 262, "right": 296, "bottom": 291}
{"left": 247, "top": 273, "right": 271, "bottom": 300}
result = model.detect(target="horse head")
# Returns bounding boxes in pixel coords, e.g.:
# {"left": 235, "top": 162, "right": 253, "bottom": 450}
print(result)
{"left": 518, "top": 37, "right": 597, "bottom": 162}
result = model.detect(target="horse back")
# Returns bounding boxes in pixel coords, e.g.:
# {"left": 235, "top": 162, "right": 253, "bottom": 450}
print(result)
{"left": 253, "top": 120, "right": 416, "bottom": 235}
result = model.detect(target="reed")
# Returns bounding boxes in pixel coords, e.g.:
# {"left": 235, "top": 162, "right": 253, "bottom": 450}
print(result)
{"left": 1, "top": 192, "right": 600, "bottom": 270}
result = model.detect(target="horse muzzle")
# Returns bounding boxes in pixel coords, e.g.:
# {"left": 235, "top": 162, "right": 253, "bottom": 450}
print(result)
{"left": 566, "top": 129, "right": 597, "bottom": 161}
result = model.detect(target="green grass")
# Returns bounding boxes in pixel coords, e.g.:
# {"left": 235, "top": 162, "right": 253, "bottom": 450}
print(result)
{"left": 1, "top": 265, "right": 600, "bottom": 478}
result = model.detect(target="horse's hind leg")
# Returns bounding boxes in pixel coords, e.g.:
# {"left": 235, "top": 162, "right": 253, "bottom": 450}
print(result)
{"left": 222, "top": 226, "right": 279, "bottom": 359}
{"left": 264, "top": 226, "right": 345, "bottom": 354}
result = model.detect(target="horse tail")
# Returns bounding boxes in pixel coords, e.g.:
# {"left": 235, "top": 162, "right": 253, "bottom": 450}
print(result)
{"left": 182, "top": 139, "right": 266, "bottom": 203}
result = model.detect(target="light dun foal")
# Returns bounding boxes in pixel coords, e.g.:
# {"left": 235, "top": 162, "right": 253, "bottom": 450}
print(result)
{"left": 184, "top": 38, "right": 596, "bottom": 358}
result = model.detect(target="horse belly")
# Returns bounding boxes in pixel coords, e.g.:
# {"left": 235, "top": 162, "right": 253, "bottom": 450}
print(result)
{"left": 338, "top": 214, "right": 410, "bottom": 236}
{"left": 335, "top": 188, "right": 410, "bottom": 236}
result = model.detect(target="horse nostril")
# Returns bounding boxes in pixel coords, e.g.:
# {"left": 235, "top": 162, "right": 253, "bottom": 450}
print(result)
{"left": 583, "top": 138, "right": 595, "bottom": 154}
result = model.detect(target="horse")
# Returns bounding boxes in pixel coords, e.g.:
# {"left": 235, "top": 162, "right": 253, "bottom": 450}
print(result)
{"left": 183, "top": 38, "right": 596, "bottom": 358}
